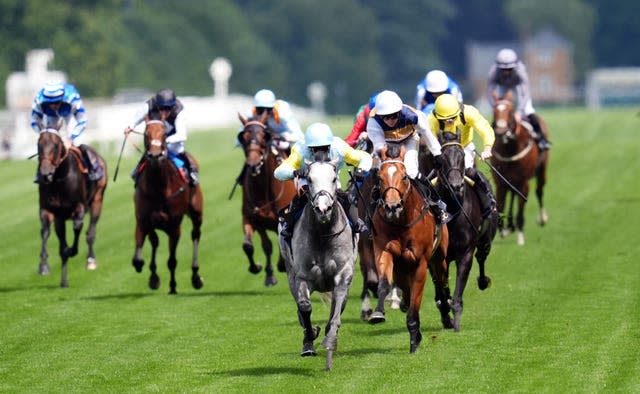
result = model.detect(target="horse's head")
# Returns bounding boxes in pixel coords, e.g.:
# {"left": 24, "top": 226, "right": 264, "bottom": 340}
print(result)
{"left": 37, "top": 129, "right": 66, "bottom": 184}
{"left": 376, "top": 144, "right": 410, "bottom": 221}
{"left": 238, "top": 112, "right": 272, "bottom": 176}
{"left": 492, "top": 91, "right": 517, "bottom": 143}
{"left": 143, "top": 113, "right": 168, "bottom": 164}
{"left": 438, "top": 132, "right": 466, "bottom": 199}
{"left": 305, "top": 158, "right": 339, "bottom": 224}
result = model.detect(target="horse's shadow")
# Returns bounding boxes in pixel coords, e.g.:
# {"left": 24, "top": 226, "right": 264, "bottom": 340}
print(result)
{"left": 208, "top": 366, "right": 315, "bottom": 378}
{"left": 79, "top": 290, "right": 280, "bottom": 301}
{"left": 0, "top": 284, "right": 58, "bottom": 293}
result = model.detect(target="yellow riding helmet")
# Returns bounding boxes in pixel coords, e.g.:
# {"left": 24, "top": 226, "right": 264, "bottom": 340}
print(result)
{"left": 433, "top": 94, "right": 460, "bottom": 119}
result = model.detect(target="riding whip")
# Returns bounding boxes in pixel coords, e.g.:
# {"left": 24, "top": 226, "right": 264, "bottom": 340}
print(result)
{"left": 113, "top": 133, "right": 128, "bottom": 182}
{"left": 475, "top": 150, "right": 527, "bottom": 201}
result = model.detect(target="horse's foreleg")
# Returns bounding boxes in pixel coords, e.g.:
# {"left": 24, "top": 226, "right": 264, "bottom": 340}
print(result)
{"left": 242, "top": 221, "right": 262, "bottom": 274}
{"left": 295, "top": 281, "right": 319, "bottom": 357}
{"left": 451, "top": 254, "right": 472, "bottom": 332}
{"left": 258, "top": 230, "right": 277, "bottom": 287}
{"left": 190, "top": 211, "right": 203, "bottom": 290}
{"left": 147, "top": 230, "right": 160, "bottom": 290}
{"left": 85, "top": 192, "right": 104, "bottom": 271}
{"left": 430, "top": 251, "right": 453, "bottom": 330}
{"left": 68, "top": 209, "right": 85, "bottom": 259}
{"left": 475, "top": 233, "right": 493, "bottom": 291}
{"left": 132, "top": 223, "right": 146, "bottom": 273}
{"left": 39, "top": 210, "right": 53, "bottom": 275}
{"left": 370, "top": 250, "right": 393, "bottom": 324}
{"left": 536, "top": 164, "right": 548, "bottom": 226}
{"left": 407, "top": 260, "right": 428, "bottom": 353}
{"left": 516, "top": 185, "right": 529, "bottom": 246}
{"left": 54, "top": 218, "right": 69, "bottom": 288}
{"left": 322, "top": 266, "right": 354, "bottom": 354}
{"left": 167, "top": 229, "right": 180, "bottom": 295}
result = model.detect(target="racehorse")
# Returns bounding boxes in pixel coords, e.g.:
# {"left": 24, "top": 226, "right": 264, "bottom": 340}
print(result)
{"left": 131, "top": 114, "right": 204, "bottom": 294}
{"left": 279, "top": 158, "right": 357, "bottom": 370}
{"left": 237, "top": 113, "right": 296, "bottom": 286}
{"left": 36, "top": 129, "right": 107, "bottom": 287}
{"left": 434, "top": 132, "right": 498, "bottom": 331}
{"left": 491, "top": 90, "right": 549, "bottom": 245}
{"left": 369, "top": 144, "right": 451, "bottom": 353}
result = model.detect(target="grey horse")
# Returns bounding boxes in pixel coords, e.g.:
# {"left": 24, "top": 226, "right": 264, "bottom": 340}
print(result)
{"left": 279, "top": 159, "right": 357, "bottom": 371}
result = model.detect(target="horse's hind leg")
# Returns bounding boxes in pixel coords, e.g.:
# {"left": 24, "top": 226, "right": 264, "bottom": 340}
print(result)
{"left": 450, "top": 255, "right": 472, "bottom": 332}
{"left": 148, "top": 230, "right": 160, "bottom": 290}
{"left": 242, "top": 221, "right": 262, "bottom": 274}
{"left": 132, "top": 224, "right": 146, "bottom": 273}
{"left": 369, "top": 277, "right": 390, "bottom": 324}
{"left": 166, "top": 229, "right": 180, "bottom": 295}
{"left": 68, "top": 210, "right": 85, "bottom": 259}
{"left": 85, "top": 183, "right": 106, "bottom": 270}
{"left": 189, "top": 203, "right": 203, "bottom": 290}
{"left": 54, "top": 218, "right": 69, "bottom": 288}
{"left": 536, "top": 163, "right": 548, "bottom": 226}
{"left": 295, "top": 281, "right": 319, "bottom": 356}
{"left": 39, "top": 210, "right": 53, "bottom": 275}
{"left": 258, "top": 230, "right": 277, "bottom": 287}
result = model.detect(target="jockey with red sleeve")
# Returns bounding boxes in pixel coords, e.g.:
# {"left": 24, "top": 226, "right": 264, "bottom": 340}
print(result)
{"left": 487, "top": 48, "right": 551, "bottom": 150}
{"left": 344, "top": 92, "right": 378, "bottom": 148}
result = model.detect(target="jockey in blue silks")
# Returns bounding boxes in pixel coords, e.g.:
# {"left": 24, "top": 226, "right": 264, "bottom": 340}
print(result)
{"left": 415, "top": 69, "right": 463, "bottom": 116}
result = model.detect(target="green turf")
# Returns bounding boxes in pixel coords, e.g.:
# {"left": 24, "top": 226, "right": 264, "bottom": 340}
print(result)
{"left": 0, "top": 109, "right": 639, "bottom": 393}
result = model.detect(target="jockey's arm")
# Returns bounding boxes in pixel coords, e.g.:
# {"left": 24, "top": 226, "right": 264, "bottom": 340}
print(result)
{"left": 69, "top": 106, "right": 88, "bottom": 145}
{"left": 166, "top": 113, "right": 187, "bottom": 144}
{"left": 338, "top": 138, "right": 373, "bottom": 172}
{"left": 274, "top": 144, "right": 303, "bottom": 181}
{"left": 365, "top": 117, "right": 386, "bottom": 154}
{"left": 466, "top": 106, "right": 495, "bottom": 159}
{"left": 418, "top": 111, "right": 441, "bottom": 157}
{"left": 125, "top": 103, "right": 149, "bottom": 135}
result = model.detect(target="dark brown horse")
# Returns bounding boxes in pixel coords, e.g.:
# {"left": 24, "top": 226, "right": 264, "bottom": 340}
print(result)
{"left": 237, "top": 113, "right": 296, "bottom": 286}
{"left": 433, "top": 132, "right": 498, "bottom": 331}
{"left": 491, "top": 91, "right": 549, "bottom": 245}
{"left": 131, "top": 116, "right": 204, "bottom": 294}
{"left": 37, "top": 129, "right": 107, "bottom": 287}
{"left": 369, "top": 144, "right": 451, "bottom": 353}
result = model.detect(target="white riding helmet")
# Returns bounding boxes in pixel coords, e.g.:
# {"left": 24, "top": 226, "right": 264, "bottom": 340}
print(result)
{"left": 375, "top": 90, "right": 403, "bottom": 115}
{"left": 253, "top": 89, "right": 276, "bottom": 108}
{"left": 43, "top": 81, "right": 65, "bottom": 102}
{"left": 305, "top": 122, "right": 334, "bottom": 147}
{"left": 496, "top": 48, "right": 518, "bottom": 69}
{"left": 425, "top": 70, "right": 449, "bottom": 93}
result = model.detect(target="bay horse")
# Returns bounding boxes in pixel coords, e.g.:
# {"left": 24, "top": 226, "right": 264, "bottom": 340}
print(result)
{"left": 491, "top": 90, "right": 549, "bottom": 245}
{"left": 36, "top": 129, "right": 107, "bottom": 287}
{"left": 279, "top": 158, "right": 357, "bottom": 370}
{"left": 434, "top": 132, "right": 498, "bottom": 331}
{"left": 369, "top": 144, "right": 451, "bottom": 353}
{"left": 131, "top": 114, "right": 204, "bottom": 294}
{"left": 237, "top": 113, "right": 296, "bottom": 286}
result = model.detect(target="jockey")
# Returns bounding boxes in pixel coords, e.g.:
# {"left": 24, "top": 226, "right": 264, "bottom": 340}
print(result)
{"left": 427, "top": 93, "right": 497, "bottom": 218}
{"left": 487, "top": 48, "right": 551, "bottom": 150}
{"left": 344, "top": 92, "right": 379, "bottom": 148}
{"left": 415, "top": 69, "right": 463, "bottom": 115}
{"left": 275, "top": 122, "right": 373, "bottom": 243}
{"left": 367, "top": 90, "right": 450, "bottom": 224}
{"left": 124, "top": 88, "right": 199, "bottom": 187}
{"left": 31, "top": 81, "right": 103, "bottom": 182}
{"left": 249, "top": 89, "right": 304, "bottom": 151}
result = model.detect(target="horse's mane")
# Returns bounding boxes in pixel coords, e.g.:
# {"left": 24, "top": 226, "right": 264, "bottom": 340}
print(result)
{"left": 386, "top": 143, "right": 402, "bottom": 159}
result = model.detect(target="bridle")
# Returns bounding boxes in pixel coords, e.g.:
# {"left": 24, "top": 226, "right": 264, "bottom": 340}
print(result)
{"left": 241, "top": 121, "right": 269, "bottom": 175}
{"left": 377, "top": 159, "right": 411, "bottom": 207}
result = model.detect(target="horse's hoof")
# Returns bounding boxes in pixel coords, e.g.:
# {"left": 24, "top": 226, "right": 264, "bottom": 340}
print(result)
{"left": 169, "top": 289, "right": 177, "bottom": 295}
{"left": 442, "top": 315, "right": 454, "bottom": 329}
{"left": 360, "top": 309, "right": 372, "bottom": 321}
{"left": 368, "top": 311, "right": 386, "bottom": 324}
{"left": 38, "top": 264, "right": 51, "bottom": 276}
{"left": 149, "top": 275, "right": 160, "bottom": 290}
{"left": 132, "top": 258, "right": 144, "bottom": 273}
{"left": 477, "top": 275, "right": 492, "bottom": 290}
{"left": 399, "top": 301, "right": 409, "bottom": 313}
{"left": 60, "top": 281, "right": 69, "bottom": 288}
{"left": 192, "top": 275, "right": 204, "bottom": 290}
{"left": 86, "top": 257, "right": 97, "bottom": 271}
{"left": 264, "top": 276, "right": 277, "bottom": 287}
{"left": 325, "top": 350, "right": 333, "bottom": 371}
{"left": 301, "top": 343, "right": 317, "bottom": 357}
{"left": 248, "top": 264, "right": 262, "bottom": 274}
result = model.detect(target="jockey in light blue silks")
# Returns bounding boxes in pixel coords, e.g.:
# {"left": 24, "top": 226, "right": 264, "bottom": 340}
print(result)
{"left": 31, "top": 81, "right": 103, "bottom": 181}
{"left": 415, "top": 69, "right": 463, "bottom": 116}
{"left": 275, "top": 122, "right": 373, "bottom": 244}
{"left": 124, "top": 88, "right": 199, "bottom": 187}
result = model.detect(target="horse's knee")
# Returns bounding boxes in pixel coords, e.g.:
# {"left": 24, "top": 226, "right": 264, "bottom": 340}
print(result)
{"left": 242, "top": 241, "right": 254, "bottom": 255}
{"left": 297, "top": 299, "right": 312, "bottom": 313}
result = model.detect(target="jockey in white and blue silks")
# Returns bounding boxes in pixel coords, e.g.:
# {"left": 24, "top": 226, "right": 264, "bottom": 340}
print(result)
{"left": 31, "top": 82, "right": 87, "bottom": 145}
{"left": 275, "top": 122, "right": 372, "bottom": 240}
{"left": 247, "top": 89, "right": 304, "bottom": 150}
{"left": 367, "top": 90, "right": 451, "bottom": 224}
{"left": 124, "top": 88, "right": 199, "bottom": 186}
{"left": 31, "top": 81, "right": 102, "bottom": 181}
{"left": 415, "top": 69, "right": 463, "bottom": 116}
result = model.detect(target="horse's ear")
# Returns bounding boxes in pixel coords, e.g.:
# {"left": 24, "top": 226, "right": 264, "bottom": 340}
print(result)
{"left": 257, "top": 110, "right": 269, "bottom": 125}
{"left": 378, "top": 145, "right": 388, "bottom": 161}
{"left": 399, "top": 144, "right": 406, "bottom": 158}
{"left": 238, "top": 112, "right": 247, "bottom": 125}
{"left": 491, "top": 90, "right": 499, "bottom": 103}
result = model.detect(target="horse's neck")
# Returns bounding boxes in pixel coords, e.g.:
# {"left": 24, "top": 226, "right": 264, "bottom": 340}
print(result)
{"left": 141, "top": 160, "right": 178, "bottom": 191}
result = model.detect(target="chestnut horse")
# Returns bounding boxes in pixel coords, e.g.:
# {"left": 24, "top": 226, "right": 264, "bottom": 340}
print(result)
{"left": 131, "top": 115, "right": 204, "bottom": 294}
{"left": 491, "top": 91, "right": 549, "bottom": 245}
{"left": 434, "top": 132, "right": 498, "bottom": 331}
{"left": 369, "top": 144, "right": 451, "bottom": 353}
{"left": 37, "top": 129, "right": 107, "bottom": 287}
{"left": 237, "top": 113, "right": 296, "bottom": 286}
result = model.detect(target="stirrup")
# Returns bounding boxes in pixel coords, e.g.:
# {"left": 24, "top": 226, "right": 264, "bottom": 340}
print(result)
{"left": 440, "top": 211, "right": 452, "bottom": 224}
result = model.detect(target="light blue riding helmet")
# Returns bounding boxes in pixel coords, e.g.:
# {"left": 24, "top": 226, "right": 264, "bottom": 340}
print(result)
{"left": 42, "top": 82, "right": 65, "bottom": 103}
{"left": 305, "top": 123, "right": 334, "bottom": 147}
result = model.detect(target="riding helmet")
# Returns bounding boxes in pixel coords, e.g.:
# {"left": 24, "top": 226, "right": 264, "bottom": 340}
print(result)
{"left": 425, "top": 70, "right": 449, "bottom": 93}
{"left": 42, "top": 82, "right": 65, "bottom": 103}
{"left": 305, "top": 123, "right": 334, "bottom": 147}
{"left": 433, "top": 94, "right": 461, "bottom": 120}
{"left": 495, "top": 48, "right": 518, "bottom": 69}
{"left": 155, "top": 88, "right": 177, "bottom": 107}
{"left": 253, "top": 89, "right": 276, "bottom": 108}
{"left": 375, "top": 90, "right": 403, "bottom": 116}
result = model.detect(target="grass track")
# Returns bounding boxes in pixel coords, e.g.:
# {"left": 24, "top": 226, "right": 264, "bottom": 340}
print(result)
{"left": 0, "top": 109, "right": 639, "bottom": 393}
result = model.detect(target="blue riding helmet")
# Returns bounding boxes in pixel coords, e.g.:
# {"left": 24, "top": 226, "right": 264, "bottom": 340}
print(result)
{"left": 305, "top": 123, "right": 334, "bottom": 147}
{"left": 42, "top": 82, "right": 65, "bottom": 103}
{"left": 155, "top": 88, "right": 176, "bottom": 107}
{"left": 368, "top": 92, "right": 379, "bottom": 110}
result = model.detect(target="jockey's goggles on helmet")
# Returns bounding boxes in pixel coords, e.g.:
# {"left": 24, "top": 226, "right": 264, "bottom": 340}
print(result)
{"left": 255, "top": 107, "right": 273, "bottom": 115}
{"left": 158, "top": 105, "right": 173, "bottom": 111}
{"left": 381, "top": 112, "right": 400, "bottom": 121}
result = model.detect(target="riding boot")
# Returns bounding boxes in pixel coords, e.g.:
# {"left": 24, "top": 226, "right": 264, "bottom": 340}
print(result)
{"left": 466, "top": 168, "right": 496, "bottom": 219}
{"left": 415, "top": 172, "right": 451, "bottom": 224}
{"left": 279, "top": 193, "right": 307, "bottom": 244}
{"left": 528, "top": 113, "right": 551, "bottom": 151}
{"left": 338, "top": 190, "right": 367, "bottom": 233}
{"left": 179, "top": 152, "right": 199, "bottom": 187}
{"left": 79, "top": 144, "right": 103, "bottom": 181}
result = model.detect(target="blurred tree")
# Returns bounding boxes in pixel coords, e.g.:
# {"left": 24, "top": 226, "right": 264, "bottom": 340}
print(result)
{"left": 588, "top": 0, "right": 640, "bottom": 67}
